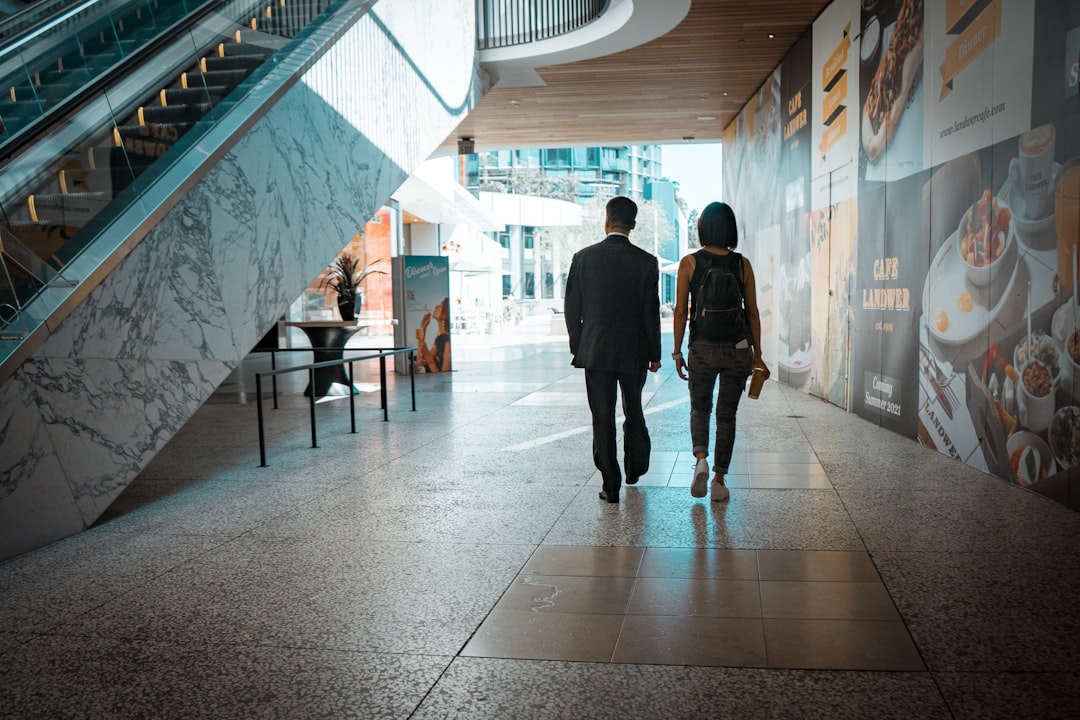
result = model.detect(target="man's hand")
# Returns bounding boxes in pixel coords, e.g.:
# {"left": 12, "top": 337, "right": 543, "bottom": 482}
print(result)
{"left": 648, "top": 361, "right": 661, "bottom": 373}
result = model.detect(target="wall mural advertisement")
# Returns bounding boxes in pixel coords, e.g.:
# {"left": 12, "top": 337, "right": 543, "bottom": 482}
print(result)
{"left": 925, "top": 0, "right": 1034, "bottom": 166}
{"left": 856, "top": 169, "right": 928, "bottom": 437}
{"left": 858, "top": 0, "right": 926, "bottom": 183}
{"left": 724, "top": 70, "right": 785, "bottom": 374}
{"left": 810, "top": 0, "right": 861, "bottom": 407}
{"left": 724, "top": 0, "right": 1080, "bottom": 508}
{"left": 812, "top": 0, "right": 861, "bottom": 187}
{"left": 779, "top": 31, "right": 815, "bottom": 392}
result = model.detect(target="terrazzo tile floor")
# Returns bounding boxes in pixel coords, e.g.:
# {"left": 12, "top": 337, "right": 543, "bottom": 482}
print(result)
{"left": 3, "top": 327, "right": 1080, "bottom": 718}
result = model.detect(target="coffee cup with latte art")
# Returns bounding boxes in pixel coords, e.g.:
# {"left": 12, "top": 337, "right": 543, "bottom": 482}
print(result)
{"left": 1009, "top": 124, "right": 1058, "bottom": 220}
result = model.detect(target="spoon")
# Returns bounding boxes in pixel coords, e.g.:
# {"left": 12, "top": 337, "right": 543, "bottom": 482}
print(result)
{"left": 1073, "top": 245, "right": 1078, "bottom": 312}
{"left": 1026, "top": 280, "right": 1032, "bottom": 369}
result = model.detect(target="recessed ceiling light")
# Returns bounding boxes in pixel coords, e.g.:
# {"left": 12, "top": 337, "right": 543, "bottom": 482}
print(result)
{"left": 768, "top": 33, "right": 775, "bottom": 38}
{"left": 697, "top": 116, "right": 716, "bottom": 121}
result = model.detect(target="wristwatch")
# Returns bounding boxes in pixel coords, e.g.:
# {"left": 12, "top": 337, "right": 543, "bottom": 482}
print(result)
{"left": 671, "top": 351, "right": 683, "bottom": 360}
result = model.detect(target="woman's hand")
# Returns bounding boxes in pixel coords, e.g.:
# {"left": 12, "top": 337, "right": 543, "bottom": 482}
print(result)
{"left": 675, "top": 355, "right": 688, "bottom": 381}
{"left": 753, "top": 356, "right": 770, "bottom": 377}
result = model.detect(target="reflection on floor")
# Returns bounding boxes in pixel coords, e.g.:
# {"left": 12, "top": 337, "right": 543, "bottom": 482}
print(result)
{"left": 2, "top": 333, "right": 1079, "bottom": 719}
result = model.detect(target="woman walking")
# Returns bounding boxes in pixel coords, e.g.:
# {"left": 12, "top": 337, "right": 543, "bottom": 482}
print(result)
{"left": 671, "top": 202, "right": 769, "bottom": 502}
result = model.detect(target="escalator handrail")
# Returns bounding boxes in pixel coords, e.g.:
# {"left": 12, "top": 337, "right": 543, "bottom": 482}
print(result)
{"left": 0, "top": 0, "right": 221, "bottom": 165}
{"left": 0, "top": 0, "right": 88, "bottom": 46}
{"left": 0, "top": 0, "right": 376, "bottom": 384}
{"left": 0, "top": 0, "right": 130, "bottom": 70}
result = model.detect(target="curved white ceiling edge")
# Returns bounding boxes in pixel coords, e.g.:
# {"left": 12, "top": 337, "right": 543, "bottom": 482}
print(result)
{"left": 479, "top": 0, "right": 691, "bottom": 88}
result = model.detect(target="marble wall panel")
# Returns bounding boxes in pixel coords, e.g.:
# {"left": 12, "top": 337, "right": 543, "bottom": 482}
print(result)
{"left": 0, "top": 453, "right": 83, "bottom": 561}
{"left": 33, "top": 358, "right": 231, "bottom": 524}
{"left": 0, "top": 371, "right": 83, "bottom": 558}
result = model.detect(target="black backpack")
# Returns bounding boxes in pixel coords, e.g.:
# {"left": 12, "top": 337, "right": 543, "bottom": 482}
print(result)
{"left": 692, "top": 250, "right": 749, "bottom": 344}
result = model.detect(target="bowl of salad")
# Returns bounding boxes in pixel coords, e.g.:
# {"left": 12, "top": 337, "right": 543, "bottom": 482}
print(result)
{"left": 957, "top": 188, "right": 1013, "bottom": 286}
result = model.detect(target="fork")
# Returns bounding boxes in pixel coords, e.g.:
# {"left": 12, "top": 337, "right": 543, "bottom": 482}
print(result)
{"left": 920, "top": 347, "right": 960, "bottom": 411}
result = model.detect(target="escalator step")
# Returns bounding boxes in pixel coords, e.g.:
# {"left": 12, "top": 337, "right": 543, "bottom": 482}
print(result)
{"left": 115, "top": 121, "right": 195, "bottom": 142}
{"left": 138, "top": 103, "right": 212, "bottom": 125}
{"left": 4, "top": 221, "right": 76, "bottom": 264}
{"left": 179, "top": 69, "right": 249, "bottom": 90}
{"left": 113, "top": 122, "right": 194, "bottom": 161}
{"left": 57, "top": 166, "right": 113, "bottom": 195}
{"left": 217, "top": 41, "right": 276, "bottom": 58}
{"left": 199, "top": 55, "right": 265, "bottom": 74}
{"left": 27, "top": 192, "right": 111, "bottom": 225}
{"left": 159, "top": 85, "right": 230, "bottom": 106}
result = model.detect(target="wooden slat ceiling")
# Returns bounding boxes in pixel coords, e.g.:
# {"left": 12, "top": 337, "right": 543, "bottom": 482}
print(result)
{"left": 443, "top": 0, "right": 832, "bottom": 151}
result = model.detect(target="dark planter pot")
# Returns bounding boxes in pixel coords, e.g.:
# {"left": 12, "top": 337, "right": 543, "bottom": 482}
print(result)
{"left": 337, "top": 297, "right": 355, "bottom": 321}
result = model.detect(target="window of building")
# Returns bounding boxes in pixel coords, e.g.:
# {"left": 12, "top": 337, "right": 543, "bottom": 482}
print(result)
{"left": 524, "top": 272, "right": 535, "bottom": 298}
{"left": 544, "top": 148, "right": 570, "bottom": 167}
{"left": 502, "top": 275, "right": 512, "bottom": 298}
{"left": 516, "top": 149, "right": 540, "bottom": 166}
{"left": 523, "top": 227, "right": 535, "bottom": 249}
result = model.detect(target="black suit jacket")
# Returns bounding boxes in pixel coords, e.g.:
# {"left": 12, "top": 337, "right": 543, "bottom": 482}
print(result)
{"left": 564, "top": 234, "right": 661, "bottom": 373}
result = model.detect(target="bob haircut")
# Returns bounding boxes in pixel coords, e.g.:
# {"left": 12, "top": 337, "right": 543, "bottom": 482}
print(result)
{"left": 606, "top": 195, "right": 638, "bottom": 228}
{"left": 697, "top": 201, "right": 738, "bottom": 249}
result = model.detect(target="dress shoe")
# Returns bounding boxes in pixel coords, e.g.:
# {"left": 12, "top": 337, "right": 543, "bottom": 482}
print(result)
{"left": 625, "top": 476, "right": 640, "bottom": 485}
{"left": 598, "top": 490, "right": 619, "bottom": 503}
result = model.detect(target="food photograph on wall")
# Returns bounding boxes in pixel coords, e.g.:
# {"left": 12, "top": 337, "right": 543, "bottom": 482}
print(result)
{"left": 723, "top": 0, "right": 1080, "bottom": 507}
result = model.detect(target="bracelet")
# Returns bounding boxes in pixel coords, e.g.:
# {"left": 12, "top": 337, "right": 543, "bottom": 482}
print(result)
{"left": 671, "top": 351, "right": 683, "bottom": 359}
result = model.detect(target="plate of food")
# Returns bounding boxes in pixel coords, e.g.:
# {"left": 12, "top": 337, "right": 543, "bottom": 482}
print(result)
{"left": 1006, "top": 430, "right": 1056, "bottom": 487}
{"left": 862, "top": 0, "right": 924, "bottom": 165}
{"left": 1049, "top": 406, "right": 1080, "bottom": 470}
{"left": 957, "top": 188, "right": 1013, "bottom": 286}
{"left": 778, "top": 348, "right": 812, "bottom": 374}
{"left": 1052, "top": 300, "right": 1080, "bottom": 350}
{"left": 923, "top": 221, "right": 1021, "bottom": 346}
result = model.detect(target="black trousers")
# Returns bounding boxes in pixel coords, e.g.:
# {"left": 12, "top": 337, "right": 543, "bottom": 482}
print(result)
{"left": 585, "top": 367, "right": 651, "bottom": 495}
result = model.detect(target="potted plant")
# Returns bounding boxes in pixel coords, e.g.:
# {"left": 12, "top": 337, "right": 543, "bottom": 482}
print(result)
{"left": 319, "top": 255, "right": 385, "bottom": 321}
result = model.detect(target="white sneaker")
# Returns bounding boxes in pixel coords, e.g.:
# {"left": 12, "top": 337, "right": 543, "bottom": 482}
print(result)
{"left": 691, "top": 458, "right": 709, "bottom": 498}
{"left": 711, "top": 478, "right": 730, "bottom": 503}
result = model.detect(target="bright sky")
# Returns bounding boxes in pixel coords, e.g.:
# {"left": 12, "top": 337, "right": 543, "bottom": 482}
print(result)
{"left": 659, "top": 142, "right": 724, "bottom": 216}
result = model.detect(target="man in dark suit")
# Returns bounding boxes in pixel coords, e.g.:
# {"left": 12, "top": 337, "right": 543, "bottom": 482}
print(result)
{"left": 564, "top": 196, "right": 662, "bottom": 504}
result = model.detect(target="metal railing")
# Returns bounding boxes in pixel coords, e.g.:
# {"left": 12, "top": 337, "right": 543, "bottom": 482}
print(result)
{"left": 254, "top": 345, "right": 417, "bottom": 467}
{"left": 476, "top": 0, "right": 608, "bottom": 50}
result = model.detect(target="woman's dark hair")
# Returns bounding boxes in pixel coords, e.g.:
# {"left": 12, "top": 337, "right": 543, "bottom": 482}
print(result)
{"left": 697, "top": 202, "right": 738, "bottom": 249}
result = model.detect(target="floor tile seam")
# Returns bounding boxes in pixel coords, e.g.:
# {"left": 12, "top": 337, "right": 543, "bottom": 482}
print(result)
{"left": 502, "top": 607, "right": 907, "bottom": 622}
{"left": 927, "top": 669, "right": 1080, "bottom": 676}
{"left": 8, "top": 629, "right": 462, "bottom": 659}
{"left": 846, "top": 544, "right": 941, "bottom": 678}
{"left": 449, "top": 543, "right": 549, "bottom": 665}
{"left": 608, "top": 574, "right": 647, "bottom": 663}
{"left": 758, "top": 616, "right": 928, "bottom": 673}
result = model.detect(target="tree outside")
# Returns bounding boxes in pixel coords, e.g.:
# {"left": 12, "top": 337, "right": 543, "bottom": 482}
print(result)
{"left": 536, "top": 195, "right": 674, "bottom": 297}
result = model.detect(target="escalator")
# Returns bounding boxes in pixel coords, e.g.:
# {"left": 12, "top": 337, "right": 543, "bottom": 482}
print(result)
{"left": 1, "top": 0, "right": 340, "bottom": 341}
{"left": 0, "top": 0, "right": 491, "bottom": 560}
{"left": 0, "top": 0, "right": 419, "bottom": 560}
